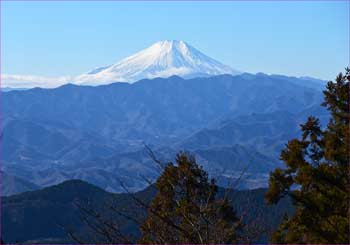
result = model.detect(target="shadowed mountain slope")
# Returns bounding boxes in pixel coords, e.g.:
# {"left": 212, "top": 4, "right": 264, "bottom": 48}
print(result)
{"left": 2, "top": 180, "right": 293, "bottom": 243}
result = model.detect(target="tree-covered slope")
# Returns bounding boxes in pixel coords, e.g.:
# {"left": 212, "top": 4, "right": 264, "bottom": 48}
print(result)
{"left": 1, "top": 180, "right": 293, "bottom": 243}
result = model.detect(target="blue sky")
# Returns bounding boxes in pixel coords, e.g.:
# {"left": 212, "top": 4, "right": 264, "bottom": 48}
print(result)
{"left": 1, "top": 1, "right": 349, "bottom": 87}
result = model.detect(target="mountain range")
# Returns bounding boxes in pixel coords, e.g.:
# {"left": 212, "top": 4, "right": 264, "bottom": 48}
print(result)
{"left": 1, "top": 40, "right": 329, "bottom": 195}
{"left": 2, "top": 72, "right": 328, "bottom": 194}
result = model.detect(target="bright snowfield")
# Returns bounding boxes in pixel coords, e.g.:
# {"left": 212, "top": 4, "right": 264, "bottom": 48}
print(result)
{"left": 76, "top": 40, "right": 241, "bottom": 85}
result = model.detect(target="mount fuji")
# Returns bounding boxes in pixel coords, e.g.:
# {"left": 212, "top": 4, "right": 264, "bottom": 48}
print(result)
{"left": 76, "top": 40, "right": 240, "bottom": 85}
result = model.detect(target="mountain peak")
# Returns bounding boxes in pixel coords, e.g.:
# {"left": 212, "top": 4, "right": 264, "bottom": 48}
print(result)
{"left": 153, "top": 39, "right": 186, "bottom": 46}
{"left": 76, "top": 40, "right": 240, "bottom": 85}
{"left": 148, "top": 40, "right": 192, "bottom": 57}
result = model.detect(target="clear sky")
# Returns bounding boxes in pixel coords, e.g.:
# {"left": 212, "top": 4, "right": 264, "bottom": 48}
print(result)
{"left": 1, "top": 1, "right": 349, "bottom": 87}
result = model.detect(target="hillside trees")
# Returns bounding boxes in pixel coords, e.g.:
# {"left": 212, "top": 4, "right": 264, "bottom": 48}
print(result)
{"left": 67, "top": 151, "right": 248, "bottom": 244}
{"left": 139, "top": 152, "right": 242, "bottom": 244}
{"left": 265, "top": 68, "right": 350, "bottom": 243}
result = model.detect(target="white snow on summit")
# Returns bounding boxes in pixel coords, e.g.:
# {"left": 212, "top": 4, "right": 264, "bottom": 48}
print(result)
{"left": 76, "top": 40, "right": 240, "bottom": 85}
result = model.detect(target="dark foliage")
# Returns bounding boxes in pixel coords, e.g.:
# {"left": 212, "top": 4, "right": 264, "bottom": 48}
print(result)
{"left": 139, "top": 153, "right": 242, "bottom": 244}
{"left": 2, "top": 179, "right": 292, "bottom": 243}
{"left": 266, "top": 68, "right": 350, "bottom": 243}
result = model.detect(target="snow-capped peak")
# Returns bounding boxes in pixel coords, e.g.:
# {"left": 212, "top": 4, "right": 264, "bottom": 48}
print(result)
{"left": 76, "top": 40, "right": 240, "bottom": 85}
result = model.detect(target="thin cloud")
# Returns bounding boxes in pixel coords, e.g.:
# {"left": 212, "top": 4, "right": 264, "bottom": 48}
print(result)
{"left": 1, "top": 74, "right": 73, "bottom": 89}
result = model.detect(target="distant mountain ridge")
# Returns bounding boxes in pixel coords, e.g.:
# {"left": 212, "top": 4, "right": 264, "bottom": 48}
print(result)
{"left": 2, "top": 74, "right": 327, "bottom": 194}
{"left": 1, "top": 171, "right": 39, "bottom": 196}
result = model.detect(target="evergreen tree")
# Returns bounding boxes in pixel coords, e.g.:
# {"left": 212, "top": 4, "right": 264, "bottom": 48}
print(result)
{"left": 139, "top": 153, "right": 242, "bottom": 244}
{"left": 265, "top": 68, "right": 350, "bottom": 243}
